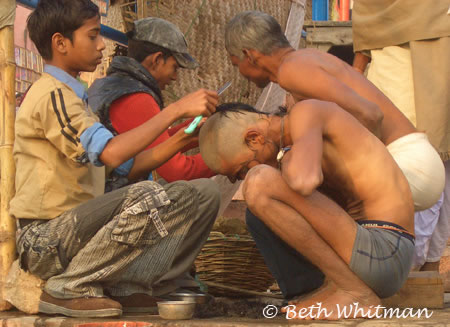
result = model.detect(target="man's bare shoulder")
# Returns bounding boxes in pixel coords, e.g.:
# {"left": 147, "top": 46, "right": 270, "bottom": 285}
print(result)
{"left": 290, "top": 100, "right": 369, "bottom": 138}
{"left": 277, "top": 49, "right": 329, "bottom": 91}
{"left": 290, "top": 99, "right": 336, "bottom": 118}
{"left": 281, "top": 48, "right": 325, "bottom": 66}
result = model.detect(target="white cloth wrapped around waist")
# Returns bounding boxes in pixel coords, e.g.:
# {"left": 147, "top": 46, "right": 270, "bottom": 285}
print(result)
{"left": 387, "top": 132, "right": 445, "bottom": 211}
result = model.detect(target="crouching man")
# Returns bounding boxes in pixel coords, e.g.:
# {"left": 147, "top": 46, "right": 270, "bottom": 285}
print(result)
{"left": 199, "top": 102, "right": 414, "bottom": 320}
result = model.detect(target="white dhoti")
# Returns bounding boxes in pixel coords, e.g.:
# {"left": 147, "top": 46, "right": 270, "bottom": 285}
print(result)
{"left": 387, "top": 133, "right": 445, "bottom": 211}
{"left": 387, "top": 132, "right": 448, "bottom": 268}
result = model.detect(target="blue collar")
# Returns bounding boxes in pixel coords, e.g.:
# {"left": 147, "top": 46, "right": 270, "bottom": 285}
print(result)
{"left": 44, "top": 65, "right": 88, "bottom": 102}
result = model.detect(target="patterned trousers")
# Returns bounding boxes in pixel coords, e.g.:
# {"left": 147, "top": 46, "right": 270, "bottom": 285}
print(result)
{"left": 16, "top": 179, "right": 220, "bottom": 299}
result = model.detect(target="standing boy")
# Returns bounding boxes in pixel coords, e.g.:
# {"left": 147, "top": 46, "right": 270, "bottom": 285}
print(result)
{"left": 10, "top": 0, "right": 219, "bottom": 318}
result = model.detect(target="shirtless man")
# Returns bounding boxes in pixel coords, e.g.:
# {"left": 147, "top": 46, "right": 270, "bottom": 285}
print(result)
{"left": 225, "top": 11, "right": 444, "bottom": 211}
{"left": 199, "top": 102, "right": 414, "bottom": 320}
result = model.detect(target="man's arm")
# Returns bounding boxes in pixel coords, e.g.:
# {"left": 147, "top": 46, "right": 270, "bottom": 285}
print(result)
{"left": 278, "top": 56, "right": 383, "bottom": 137}
{"left": 281, "top": 100, "right": 326, "bottom": 196}
{"left": 352, "top": 52, "right": 370, "bottom": 74}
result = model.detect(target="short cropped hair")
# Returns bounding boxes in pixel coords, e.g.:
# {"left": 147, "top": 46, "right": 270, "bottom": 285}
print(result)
{"left": 200, "top": 102, "right": 280, "bottom": 172}
{"left": 126, "top": 37, "right": 173, "bottom": 63}
{"left": 27, "top": 0, "right": 99, "bottom": 60}
{"left": 225, "top": 11, "right": 292, "bottom": 59}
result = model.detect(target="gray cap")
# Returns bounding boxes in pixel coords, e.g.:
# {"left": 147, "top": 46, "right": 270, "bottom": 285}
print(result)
{"left": 132, "top": 17, "right": 198, "bottom": 69}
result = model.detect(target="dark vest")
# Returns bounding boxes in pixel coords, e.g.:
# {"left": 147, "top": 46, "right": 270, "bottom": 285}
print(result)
{"left": 88, "top": 56, "right": 164, "bottom": 135}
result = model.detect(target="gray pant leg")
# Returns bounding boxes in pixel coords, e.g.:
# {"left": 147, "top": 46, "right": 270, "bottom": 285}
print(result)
{"left": 152, "top": 178, "right": 220, "bottom": 294}
{"left": 18, "top": 181, "right": 197, "bottom": 299}
{"left": 107, "top": 178, "right": 220, "bottom": 297}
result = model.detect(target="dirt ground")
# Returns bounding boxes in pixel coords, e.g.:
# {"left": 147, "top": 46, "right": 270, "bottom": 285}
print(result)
{"left": 0, "top": 294, "right": 449, "bottom": 327}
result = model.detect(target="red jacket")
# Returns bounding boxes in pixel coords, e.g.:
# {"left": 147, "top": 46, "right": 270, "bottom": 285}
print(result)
{"left": 109, "top": 92, "right": 215, "bottom": 182}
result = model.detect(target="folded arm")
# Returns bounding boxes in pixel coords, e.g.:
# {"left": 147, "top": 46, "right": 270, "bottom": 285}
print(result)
{"left": 281, "top": 100, "right": 326, "bottom": 196}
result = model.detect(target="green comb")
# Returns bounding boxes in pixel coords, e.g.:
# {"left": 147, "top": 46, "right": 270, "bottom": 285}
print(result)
{"left": 184, "top": 81, "right": 232, "bottom": 134}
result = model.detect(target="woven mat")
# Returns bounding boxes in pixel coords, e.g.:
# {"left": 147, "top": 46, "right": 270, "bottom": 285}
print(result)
{"left": 122, "top": 0, "right": 294, "bottom": 106}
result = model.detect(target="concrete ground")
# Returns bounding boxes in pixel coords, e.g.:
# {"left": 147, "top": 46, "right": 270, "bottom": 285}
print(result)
{"left": 0, "top": 294, "right": 448, "bottom": 327}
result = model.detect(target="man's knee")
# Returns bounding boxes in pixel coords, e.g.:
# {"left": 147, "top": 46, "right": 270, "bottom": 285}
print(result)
{"left": 243, "top": 165, "right": 280, "bottom": 210}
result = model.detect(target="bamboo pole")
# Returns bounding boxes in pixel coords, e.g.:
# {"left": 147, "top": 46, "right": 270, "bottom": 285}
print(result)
{"left": 0, "top": 1, "right": 17, "bottom": 310}
{"left": 136, "top": 0, "right": 146, "bottom": 19}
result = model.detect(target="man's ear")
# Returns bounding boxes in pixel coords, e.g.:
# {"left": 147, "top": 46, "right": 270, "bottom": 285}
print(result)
{"left": 142, "top": 52, "right": 164, "bottom": 71}
{"left": 242, "top": 49, "right": 256, "bottom": 65}
{"left": 245, "top": 129, "right": 265, "bottom": 150}
{"left": 51, "top": 33, "right": 68, "bottom": 56}
{"left": 243, "top": 49, "right": 263, "bottom": 66}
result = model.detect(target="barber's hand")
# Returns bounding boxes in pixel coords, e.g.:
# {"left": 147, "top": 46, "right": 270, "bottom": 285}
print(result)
{"left": 181, "top": 117, "right": 207, "bottom": 142}
{"left": 173, "top": 89, "right": 218, "bottom": 118}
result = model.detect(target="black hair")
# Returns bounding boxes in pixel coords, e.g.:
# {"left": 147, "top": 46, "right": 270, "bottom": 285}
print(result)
{"left": 126, "top": 33, "right": 173, "bottom": 63}
{"left": 27, "top": 0, "right": 99, "bottom": 60}
{"left": 215, "top": 102, "right": 287, "bottom": 117}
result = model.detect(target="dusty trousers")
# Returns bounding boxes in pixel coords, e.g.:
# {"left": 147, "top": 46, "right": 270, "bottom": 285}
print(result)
{"left": 16, "top": 179, "right": 220, "bottom": 298}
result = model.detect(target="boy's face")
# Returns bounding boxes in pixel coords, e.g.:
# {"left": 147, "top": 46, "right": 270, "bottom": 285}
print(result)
{"left": 65, "top": 16, "right": 105, "bottom": 75}
{"left": 153, "top": 56, "right": 179, "bottom": 90}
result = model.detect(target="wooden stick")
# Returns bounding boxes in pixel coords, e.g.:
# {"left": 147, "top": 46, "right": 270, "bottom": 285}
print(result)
{"left": 136, "top": 0, "right": 146, "bottom": 19}
{"left": 0, "top": 1, "right": 17, "bottom": 310}
{"left": 204, "top": 281, "right": 283, "bottom": 299}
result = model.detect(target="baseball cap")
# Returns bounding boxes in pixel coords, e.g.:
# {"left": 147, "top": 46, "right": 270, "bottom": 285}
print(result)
{"left": 131, "top": 17, "right": 199, "bottom": 69}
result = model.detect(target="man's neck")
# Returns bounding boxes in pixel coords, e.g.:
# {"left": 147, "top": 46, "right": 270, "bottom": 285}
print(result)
{"left": 262, "top": 47, "right": 295, "bottom": 83}
{"left": 267, "top": 115, "right": 290, "bottom": 150}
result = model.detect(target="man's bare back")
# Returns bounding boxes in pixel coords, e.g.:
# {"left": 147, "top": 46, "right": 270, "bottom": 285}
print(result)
{"left": 278, "top": 49, "right": 416, "bottom": 145}
{"left": 291, "top": 100, "right": 413, "bottom": 231}
{"left": 282, "top": 100, "right": 414, "bottom": 249}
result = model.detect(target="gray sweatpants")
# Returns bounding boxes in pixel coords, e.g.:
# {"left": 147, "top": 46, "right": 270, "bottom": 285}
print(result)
{"left": 16, "top": 179, "right": 220, "bottom": 299}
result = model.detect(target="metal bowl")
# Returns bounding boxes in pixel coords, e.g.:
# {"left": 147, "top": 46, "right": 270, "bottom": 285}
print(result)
{"left": 169, "top": 292, "right": 208, "bottom": 305}
{"left": 157, "top": 301, "right": 196, "bottom": 320}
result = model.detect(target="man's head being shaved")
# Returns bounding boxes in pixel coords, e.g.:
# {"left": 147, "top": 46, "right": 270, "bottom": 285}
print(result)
{"left": 199, "top": 103, "right": 277, "bottom": 180}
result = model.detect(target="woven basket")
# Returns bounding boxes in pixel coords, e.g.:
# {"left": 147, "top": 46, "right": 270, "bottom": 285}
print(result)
{"left": 120, "top": 0, "right": 294, "bottom": 106}
{"left": 194, "top": 231, "right": 275, "bottom": 297}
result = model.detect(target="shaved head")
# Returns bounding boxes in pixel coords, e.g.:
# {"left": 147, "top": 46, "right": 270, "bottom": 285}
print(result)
{"left": 199, "top": 103, "right": 266, "bottom": 173}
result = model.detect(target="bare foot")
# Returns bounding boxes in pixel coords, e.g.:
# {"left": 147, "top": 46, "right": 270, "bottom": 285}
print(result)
{"left": 281, "top": 280, "right": 336, "bottom": 314}
{"left": 284, "top": 287, "right": 381, "bottom": 320}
